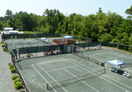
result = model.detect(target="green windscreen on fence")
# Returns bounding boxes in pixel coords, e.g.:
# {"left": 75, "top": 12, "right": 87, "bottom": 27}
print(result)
{"left": 12, "top": 49, "right": 17, "bottom": 56}
{"left": 19, "top": 45, "right": 64, "bottom": 54}
{"left": 2, "top": 33, "right": 60, "bottom": 40}
{"left": 101, "top": 42, "right": 132, "bottom": 53}
{"left": 76, "top": 42, "right": 99, "bottom": 47}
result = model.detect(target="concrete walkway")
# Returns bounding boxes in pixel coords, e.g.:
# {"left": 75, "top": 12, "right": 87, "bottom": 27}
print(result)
{"left": 0, "top": 34, "right": 17, "bottom": 92}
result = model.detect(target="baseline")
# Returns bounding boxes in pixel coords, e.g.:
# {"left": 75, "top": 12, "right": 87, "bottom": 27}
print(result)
{"left": 37, "top": 64, "right": 69, "bottom": 92}
{"left": 32, "top": 64, "right": 57, "bottom": 92}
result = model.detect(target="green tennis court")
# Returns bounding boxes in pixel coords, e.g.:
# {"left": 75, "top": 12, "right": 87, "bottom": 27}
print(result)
{"left": 16, "top": 48, "right": 132, "bottom": 92}
{"left": 5, "top": 37, "right": 62, "bottom": 51}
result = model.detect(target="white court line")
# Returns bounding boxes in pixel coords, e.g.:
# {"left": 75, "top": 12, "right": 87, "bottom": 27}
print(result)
{"left": 10, "top": 39, "right": 16, "bottom": 47}
{"left": 95, "top": 53, "right": 132, "bottom": 65}
{"left": 37, "top": 64, "right": 68, "bottom": 92}
{"left": 32, "top": 65, "right": 57, "bottom": 92}
{"left": 16, "top": 65, "right": 32, "bottom": 92}
{"left": 63, "top": 68, "right": 100, "bottom": 92}
{"left": 87, "top": 51, "right": 111, "bottom": 57}
{"left": 88, "top": 51, "right": 132, "bottom": 65}
{"left": 79, "top": 52, "right": 132, "bottom": 90}
{"left": 47, "top": 65, "right": 78, "bottom": 73}
{"left": 69, "top": 58, "right": 129, "bottom": 92}
{"left": 97, "top": 51, "right": 132, "bottom": 62}
{"left": 87, "top": 51, "right": 120, "bottom": 59}
{"left": 127, "top": 67, "right": 132, "bottom": 70}
{"left": 38, "top": 59, "right": 68, "bottom": 65}
{"left": 10, "top": 39, "right": 21, "bottom": 48}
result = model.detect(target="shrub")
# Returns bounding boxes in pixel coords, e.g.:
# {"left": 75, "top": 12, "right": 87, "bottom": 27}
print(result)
{"left": 0, "top": 41, "right": 3, "bottom": 44}
{"left": 11, "top": 68, "right": 16, "bottom": 73}
{"left": 14, "top": 81, "right": 23, "bottom": 89}
{"left": 26, "top": 54, "right": 31, "bottom": 57}
{"left": 19, "top": 89, "right": 24, "bottom": 92}
{"left": 8, "top": 63, "right": 16, "bottom": 73}
{"left": 1, "top": 43, "right": 5, "bottom": 47}
{"left": 9, "top": 63, "right": 14, "bottom": 69}
{"left": 3, "top": 47, "right": 7, "bottom": 51}
{"left": 12, "top": 74, "right": 19, "bottom": 80}
{"left": 14, "top": 78, "right": 22, "bottom": 84}
{"left": 0, "top": 41, "right": 5, "bottom": 47}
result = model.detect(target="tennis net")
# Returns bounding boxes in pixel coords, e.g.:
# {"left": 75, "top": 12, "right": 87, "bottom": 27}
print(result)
{"left": 47, "top": 68, "right": 105, "bottom": 90}
{"left": 73, "top": 45, "right": 105, "bottom": 67}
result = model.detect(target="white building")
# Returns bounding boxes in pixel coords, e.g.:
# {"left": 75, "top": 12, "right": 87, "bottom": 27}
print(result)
{"left": 2, "top": 27, "right": 18, "bottom": 34}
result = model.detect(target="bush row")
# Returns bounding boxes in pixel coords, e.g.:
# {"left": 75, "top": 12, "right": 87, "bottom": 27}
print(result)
{"left": 9, "top": 63, "right": 24, "bottom": 91}
{"left": 8, "top": 63, "right": 16, "bottom": 73}
{"left": 0, "top": 41, "right": 7, "bottom": 51}
{"left": 12, "top": 74, "right": 23, "bottom": 90}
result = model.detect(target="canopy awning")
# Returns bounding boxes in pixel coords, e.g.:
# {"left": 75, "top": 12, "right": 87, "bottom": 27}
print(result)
{"left": 108, "top": 60, "right": 125, "bottom": 66}
{"left": 63, "top": 35, "right": 73, "bottom": 39}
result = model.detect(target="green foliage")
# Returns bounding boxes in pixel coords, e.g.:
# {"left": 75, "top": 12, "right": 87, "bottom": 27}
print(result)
{"left": 1, "top": 43, "right": 5, "bottom": 47}
{"left": 14, "top": 78, "right": 22, "bottom": 83}
{"left": 19, "top": 89, "right": 24, "bottom": 92}
{"left": 98, "top": 33, "right": 113, "bottom": 42}
{"left": 26, "top": 54, "right": 31, "bottom": 57}
{"left": 0, "top": 22, "right": 3, "bottom": 30}
{"left": 9, "top": 63, "right": 14, "bottom": 69}
{"left": 125, "top": 5, "right": 132, "bottom": 20}
{"left": 2, "top": 7, "right": 132, "bottom": 45}
{"left": 3, "top": 47, "right": 7, "bottom": 51}
{"left": 12, "top": 75, "right": 23, "bottom": 90}
{"left": 129, "top": 47, "right": 132, "bottom": 52}
{"left": 11, "top": 68, "right": 16, "bottom": 73}
{"left": 14, "top": 81, "right": 23, "bottom": 89}
{"left": 12, "top": 75, "right": 19, "bottom": 80}
{"left": 129, "top": 34, "right": 132, "bottom": 45}
{"left": 1, "top": 42, "right": 5, "bottom": 47}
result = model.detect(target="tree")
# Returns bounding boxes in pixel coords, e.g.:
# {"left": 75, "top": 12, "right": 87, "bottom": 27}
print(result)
{"left": 0, "top": 22, "right": 3, "bottom": 30}
{"left": 13, "top": 11, "right": 34, "bottom": 31}
{"left": 96, "top": 7, "right": 103, "bottom": 14}
{"left": 125, "top": 5, "right": 132, "bottom": 20}
{"left": 5, "top": 10, "right": 13, "bottom": 20}
{"left": 98, "top": 33, "right": 113, "bottom": 42}
{"left": 4, "top": 10, "right": 14, "bottom": 27}
{"left": 129, "top": 34, "right": 132, "bottom": 45}
{"left": 43, "top": 9, "right": 59, "bottom": 33}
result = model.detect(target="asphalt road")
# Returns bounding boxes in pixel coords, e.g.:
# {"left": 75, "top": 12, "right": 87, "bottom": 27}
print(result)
{"left": 0, "top": 34, "right": 17, "bottom": 92}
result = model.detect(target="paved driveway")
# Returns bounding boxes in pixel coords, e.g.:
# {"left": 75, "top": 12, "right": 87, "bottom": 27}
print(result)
{"left": 0, "top": 34, "right": 17, "bottom": 92}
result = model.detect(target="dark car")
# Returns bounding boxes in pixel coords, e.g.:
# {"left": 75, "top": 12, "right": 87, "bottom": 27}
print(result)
{"left": 111, "top": 67, "right": 124, "bottom": 75}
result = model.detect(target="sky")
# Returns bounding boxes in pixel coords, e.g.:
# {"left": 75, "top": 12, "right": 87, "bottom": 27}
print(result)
{"left": 0, "top": 0, "right": 132, "bottom": 18}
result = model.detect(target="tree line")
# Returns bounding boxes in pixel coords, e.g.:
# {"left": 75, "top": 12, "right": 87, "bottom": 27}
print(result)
{"left": 0, "top": 6, "right": 132, "bottom": 44}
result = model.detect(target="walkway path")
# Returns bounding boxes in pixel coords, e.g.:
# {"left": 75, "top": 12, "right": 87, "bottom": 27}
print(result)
{"left": 0, "top": 34, "right": 17, "bottom": 92}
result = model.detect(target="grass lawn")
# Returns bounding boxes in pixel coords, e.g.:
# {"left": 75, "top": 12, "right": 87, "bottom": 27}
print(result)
{"left": 20, "top": 31, "right": 44, "bottom": 34}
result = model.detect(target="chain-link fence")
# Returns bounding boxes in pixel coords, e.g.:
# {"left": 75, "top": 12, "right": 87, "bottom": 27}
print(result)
{"left": 101, "top": 42, "right": 132, "bottom": 53}
{"left": 72, "top": 43, "right": 104, "bottom": 67}
{"left": 2, "top": 33, "right": 60, "bottom": 40}
{"left": 10, "top": 42, "right": 102, "bottom": 92}
{"left": 11, "top": 50, "right": 31, "bottom": 92}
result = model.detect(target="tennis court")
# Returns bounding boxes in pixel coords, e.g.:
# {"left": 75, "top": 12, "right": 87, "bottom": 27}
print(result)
{"left": 4, "top": 37, "right": 62, "bottom": 51}
{"left": 16, "top": 48, "right": 132, "bottom": 92}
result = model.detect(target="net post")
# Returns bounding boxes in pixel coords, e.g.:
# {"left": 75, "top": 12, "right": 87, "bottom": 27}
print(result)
{"left": 72, "top": 44, "right": 75, "bottom": 54}
{"left": 88, "top": 57, "right": 89, "bottom": 60}
{"left": 104, "top": 68, "right": 106, "bottom": 74}
{"left": 98, "top": 43, "right": 101, "bottom": 50}
{"left": 46, "top": 83, "right": 49, "bottom": 90}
